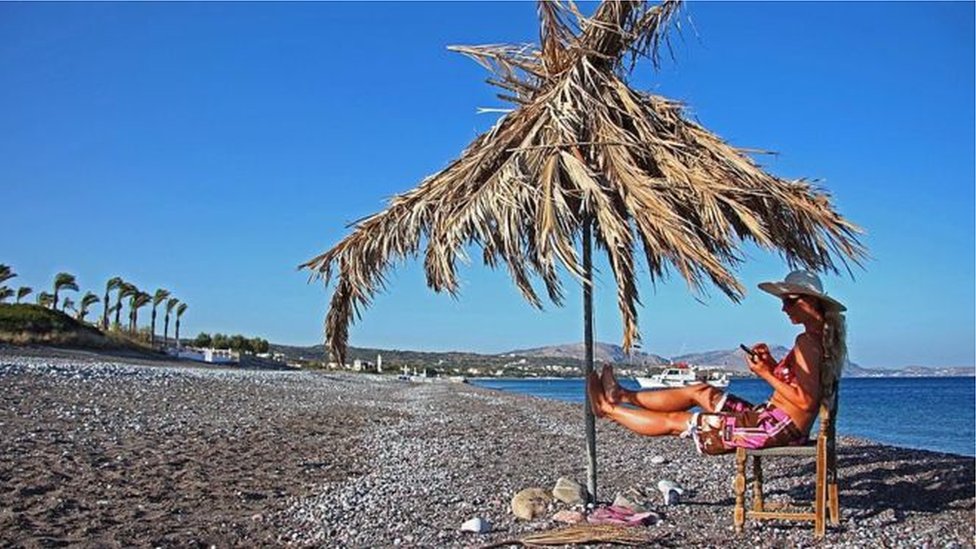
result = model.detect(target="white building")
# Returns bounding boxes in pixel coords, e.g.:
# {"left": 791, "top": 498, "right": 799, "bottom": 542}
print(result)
{"left": 176, "top": 347, "right": 239, "bottom": 365}
{"left": 353, "top": 359, "right": 374, "bottom": 372}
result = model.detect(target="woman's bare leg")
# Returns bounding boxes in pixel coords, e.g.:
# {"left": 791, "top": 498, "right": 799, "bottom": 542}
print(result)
{"left": 587, "top": 373, "right": 692, "bottom": 437}
{"left": 601, "top": 364, "right": 722, "bottom": 412}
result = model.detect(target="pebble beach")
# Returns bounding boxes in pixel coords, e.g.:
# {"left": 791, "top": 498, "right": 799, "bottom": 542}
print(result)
{"left": 1, "top": 347, "right": 973, "bottom": 548}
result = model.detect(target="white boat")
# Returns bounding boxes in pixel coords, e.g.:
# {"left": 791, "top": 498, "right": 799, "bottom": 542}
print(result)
{"left": 634, "top": 363, "right": 729, "bottom": 389}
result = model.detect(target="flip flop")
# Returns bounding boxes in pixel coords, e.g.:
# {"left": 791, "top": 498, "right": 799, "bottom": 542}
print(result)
{"left": 587, "top": 505, "right": 660, "bottom": 526}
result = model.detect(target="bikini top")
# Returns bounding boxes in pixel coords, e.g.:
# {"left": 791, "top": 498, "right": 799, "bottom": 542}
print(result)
{"left": 772, "top": 349, "right": 797, "bottom": 385}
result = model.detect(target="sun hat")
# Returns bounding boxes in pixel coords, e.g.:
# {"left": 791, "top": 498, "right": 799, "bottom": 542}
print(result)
{"left": 758, "top": 270, "right": 846, "bottom": 312}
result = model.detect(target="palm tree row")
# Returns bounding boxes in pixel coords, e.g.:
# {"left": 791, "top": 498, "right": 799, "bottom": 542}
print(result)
{"left": 0, "top": 264, "right": 32, "bottom": 304}
{"left": 1, "top": 264, "right": 189, "bottom": 349}
{"left": 100, "top": 276, "right": 188, "bottom": 348}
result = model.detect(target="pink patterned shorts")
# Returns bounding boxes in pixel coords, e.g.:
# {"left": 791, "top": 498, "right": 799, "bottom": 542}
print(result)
{"left": 687, "top": 394, "right": 806, "bottom": 456}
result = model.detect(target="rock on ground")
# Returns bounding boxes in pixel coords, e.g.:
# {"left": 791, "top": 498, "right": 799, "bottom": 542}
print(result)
{"left": 1, "top": 346, "right": 973, "bottom": 548}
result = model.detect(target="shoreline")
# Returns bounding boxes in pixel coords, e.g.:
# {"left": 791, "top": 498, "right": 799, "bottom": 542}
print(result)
{"left": 471, "top": 377, "right": 976, "bottom": 459}
{"left": 1, "top": 349, "right": 973, "bottom": 547}
{"left": 469, "top": 373, "right": 976, "bottom": 381}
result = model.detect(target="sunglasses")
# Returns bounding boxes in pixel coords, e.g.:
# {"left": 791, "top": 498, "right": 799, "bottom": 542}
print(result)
{"left": 782, "top": 295, "right": 803, "bottom": 307}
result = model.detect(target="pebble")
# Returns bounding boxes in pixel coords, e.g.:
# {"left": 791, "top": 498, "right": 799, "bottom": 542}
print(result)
{"left": 552, "top": 510, "right": 585, "bottom": 524}
{"left": 1, "top": 349, "right": 973, "bottom": 548}
{"left": 657, "top": 479, "right": 684, "bottom": 505}
{"left": 459, "top": 517, "right": 491, "bottom": 533}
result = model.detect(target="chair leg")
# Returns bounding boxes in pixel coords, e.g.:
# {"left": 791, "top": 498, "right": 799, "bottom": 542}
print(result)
{"left": 814, "top": 441, "right": 827, "bottom": 538}
{"left": 734, "top": 449, "right": 746, "bottom": 532}
{"left": 828, "top": 482, "right": 840, "bottom": 525}
{"left": 827, "top": 443, "right": 840, "bottom": 525}
{"left": 752, "top": 455, "right": 764, "bottom": 512}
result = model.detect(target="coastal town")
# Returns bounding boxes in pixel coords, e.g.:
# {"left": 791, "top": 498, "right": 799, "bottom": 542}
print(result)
{"left": 268, "top": 342, "right": 975, "bottom": 380}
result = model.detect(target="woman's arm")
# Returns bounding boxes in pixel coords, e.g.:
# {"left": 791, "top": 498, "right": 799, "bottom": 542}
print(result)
{"left": 750, "top": 336, "right": 821, "bottom": 411}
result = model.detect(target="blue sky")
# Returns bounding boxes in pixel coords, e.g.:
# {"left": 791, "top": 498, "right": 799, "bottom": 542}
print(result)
{"left": 1, "top": 2, "right": 973, "bottom": 368}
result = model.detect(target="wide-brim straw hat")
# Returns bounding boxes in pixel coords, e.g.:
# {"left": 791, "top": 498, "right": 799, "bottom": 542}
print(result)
{"left": 758, "top": 270, "right": 846, "bottom": 312}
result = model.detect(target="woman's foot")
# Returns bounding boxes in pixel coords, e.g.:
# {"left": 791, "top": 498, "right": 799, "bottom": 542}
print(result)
{"left": 586, "top": 372, "right": 614, "bottom": 418}
{"left": 600, "top": 363, "right": 626, "bottom": 405}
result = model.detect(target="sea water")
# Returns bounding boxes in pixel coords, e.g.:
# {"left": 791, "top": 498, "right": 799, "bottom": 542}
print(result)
{"left": 470, "top": 376, "right": 976, "bottom": 457}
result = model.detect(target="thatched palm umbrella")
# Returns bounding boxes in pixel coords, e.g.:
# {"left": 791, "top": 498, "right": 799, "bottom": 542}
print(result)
{"left": 302, "top": 0, "right": 865, "bottom": 501}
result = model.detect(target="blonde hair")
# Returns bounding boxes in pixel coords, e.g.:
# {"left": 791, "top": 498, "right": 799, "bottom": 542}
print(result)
{"left": 820, "top": 309, "right": 847, "bottom": 408}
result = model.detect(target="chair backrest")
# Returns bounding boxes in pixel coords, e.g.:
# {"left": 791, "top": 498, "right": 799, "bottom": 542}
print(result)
{"left": 817, "top": 377, "right": 840, "bottom": 442}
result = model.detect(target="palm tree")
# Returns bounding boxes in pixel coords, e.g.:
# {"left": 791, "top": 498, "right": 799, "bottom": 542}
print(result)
{"left": 0, "top": 264, "right": 15, "bottom": 286}
{"left": 1, "top": 266, "right": 22, "bottom": 304}
{"left": 149, "top": 289, "right": 170, "bottom": 347}
{"left": 102, "top": 277, "right": 124, "bottom": 330}
{"left": 52, "top": 272, "right": 79, "bottom": 311}
{"left": 174, "top": 303, "right": 188, "bottom": 350}
{"left": 114, "top": 282, "right": 136, "bottom": 329}
{"left": 77, "top": 292, "right": 100, "bottom": 322}
{"left": 300, "top": 0, "right": 865, "bottom": 502}
{"left": 108, "top": 303, "right": 122, "bottom": 325}
{"left": 61, "top": 297, "right": 76, "bottom": 315}
{"left": 36, "top": 292, "right": 54, "bottom": 308}
{"left": 16, "top": 286, "right": 32, "bottom": 303}
{"left": 163, "top": 297, "right": 180, "bottom": 349}
{"left": 128, "top": 291, "right": 151, "bottom": 334}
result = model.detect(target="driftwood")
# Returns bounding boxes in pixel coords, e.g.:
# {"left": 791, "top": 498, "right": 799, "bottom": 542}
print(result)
{"left": 479, "top": 523, "right": 670, "bottom": 548}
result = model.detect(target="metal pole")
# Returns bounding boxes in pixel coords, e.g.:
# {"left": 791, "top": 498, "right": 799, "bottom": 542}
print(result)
{"left": 582, "top": 219, "right": 597, "bottom": 503}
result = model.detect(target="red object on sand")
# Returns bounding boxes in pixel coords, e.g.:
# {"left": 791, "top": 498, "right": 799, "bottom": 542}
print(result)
{"left": 587, "top": 506, "right": 659, "bottom": 526}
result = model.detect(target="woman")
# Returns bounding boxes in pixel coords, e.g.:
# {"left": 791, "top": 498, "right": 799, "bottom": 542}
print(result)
{"left": 588, "top": 270, "right": 847, "bottom": 455}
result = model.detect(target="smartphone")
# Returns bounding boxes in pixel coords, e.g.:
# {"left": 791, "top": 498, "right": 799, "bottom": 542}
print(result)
{"left": 739, "top": 344, "right": 757, "bottom": 359}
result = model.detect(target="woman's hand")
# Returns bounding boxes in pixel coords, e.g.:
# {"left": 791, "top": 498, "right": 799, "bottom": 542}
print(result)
{"left": 747, "top": 343, "right": 775, "bottom": 375}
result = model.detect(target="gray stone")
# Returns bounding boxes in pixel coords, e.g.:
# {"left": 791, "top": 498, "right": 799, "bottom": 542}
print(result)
{"left": 612, "top": 487, "right": 650, "bottom": 512}
{"left": 511, "top": 488, "right": 551, "bottom": 521}
{"left": 552, "top": 509, "right": 585, "bottom": 524}
{"left": 657, "top": 479, "right": 684, "bottom": 505}
{"left": 551, "top": 477, "right": 585, "bottom": 505}
{"left": 459, "top": 517, "right": 491, "bottom": 534}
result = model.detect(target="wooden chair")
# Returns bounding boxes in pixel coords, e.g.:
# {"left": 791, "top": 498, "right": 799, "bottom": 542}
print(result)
{"left": 733, "top": 381, "right": 840, "bottom": 538}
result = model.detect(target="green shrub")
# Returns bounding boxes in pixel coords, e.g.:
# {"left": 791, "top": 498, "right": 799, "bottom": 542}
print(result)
{"left": 0, "top": 303, "right": 95, "bottom": 333}
{"left": 0, "top": 303, "right": 109, "bottom": 347}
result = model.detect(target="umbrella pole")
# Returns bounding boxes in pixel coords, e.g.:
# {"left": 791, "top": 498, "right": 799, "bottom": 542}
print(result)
{"left": 582, "top": 219, "right": 597, "bottom": 504}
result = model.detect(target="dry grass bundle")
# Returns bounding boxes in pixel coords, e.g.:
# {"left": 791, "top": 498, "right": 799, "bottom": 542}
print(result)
{"left": 302, "top": 0, "right": 866, "bottom": 365}
{"left": 480, "top": 523, "right": 668, "bottom": 548}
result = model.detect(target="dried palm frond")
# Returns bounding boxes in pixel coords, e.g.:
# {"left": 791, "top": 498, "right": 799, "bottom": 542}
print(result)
{"left": 480, "top": 523, "right": 669, "bottom": 547}
{"left": 302, "top": 0, "right": 866, "bottom": 365}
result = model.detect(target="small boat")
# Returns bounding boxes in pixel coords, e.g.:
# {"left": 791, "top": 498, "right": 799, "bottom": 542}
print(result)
{"left": 634, "top": 363, "right": 729, "bottom": 389}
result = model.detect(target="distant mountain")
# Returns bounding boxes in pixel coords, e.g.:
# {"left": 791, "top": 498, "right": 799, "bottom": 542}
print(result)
{"left": 840, "top": 362, "right": 873, "bottom": 377}
{"left": 672, "top": 346, "right": 876, "bottom": 377}
{"left": 852, "top": 365, "right": 975, "bottom": 378}
{"left": 269, "top": 342, "right": 326, "bottom": 361}
{"left": 672, "top": 346, "right": 791, "bottom": 372}
{"left": 510, "top": 343, "right": 872, "bottom": 374}
{"left": 268, "top": 342, "right": 491, "bottom": 366}
{"left": 268, "top": 340, "right": 971, "bottom": 378}
{"left": 503, "top": 342, "right": 669, "bottom": 366}
{"left": 267, "top": 342, "right": 588, "bottom": 372}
